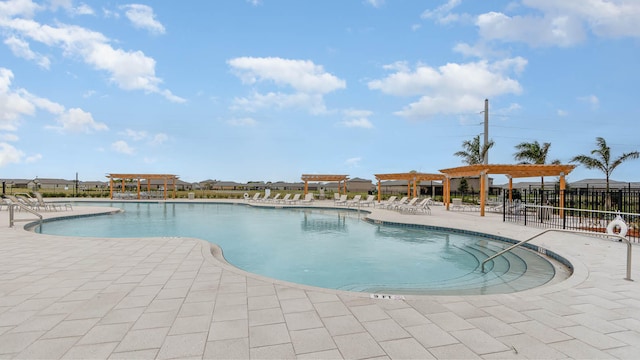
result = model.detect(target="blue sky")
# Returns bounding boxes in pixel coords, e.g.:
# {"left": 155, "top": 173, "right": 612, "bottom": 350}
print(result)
{"left": 0, "top": 0, "right": 638, "bottom": 184}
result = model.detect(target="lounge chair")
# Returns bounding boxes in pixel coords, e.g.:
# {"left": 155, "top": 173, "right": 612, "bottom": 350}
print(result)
{"left": 286, "top": 193, "right": 301, "bottom": 204}
{"left": 334, "top": 194, "right": 348, "bottom": 206}
{"left": 360, "top": 195, "right": 375, "bottom": 207}
{"left": 399, "top": 198, "right": 431, "bottom": 215}
{"left": 333, "top": 193, "right": 341, "bottom": 204}
{"left": 278, "top": 194, "right": 291, "bottom": 204}
{"left": 260, "top": 193, "right": 271, "bottom": 202}
{"left": 388, "top": 196, "right": 408, "bottom": 210}
{"left": 375, "top": 195, "right": 396, "bottom": 208}
{"left": 249, "top": 193, "right": 261, "bottom": 202}
{"left": 34, "top": 192, "right": 71, "bottom": 211}
{"left": 301, "top": 193, "right": 314, "bottom": 203}
{"left": 268, "top": 193, "right": 281, "bottom": 202}
{"left": 346, "top": 194, "right": 362, "bottom": 208}
{"left": 395, "top": 197, "right": 418, "bottom": 212}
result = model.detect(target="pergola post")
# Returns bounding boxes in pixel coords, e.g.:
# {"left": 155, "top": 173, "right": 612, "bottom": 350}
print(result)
{"left": 445, "top": 176, "right": 450, "bottom": 210}
{"left": 109, "top": 178, "right": 113, "bottom": 199}
{"left": 137, "top": 179, "right": 141, "bottom": 200}
{"left": 377, "top": 180, "right": 381, "bottom": 203}
{"left": 304, "top": 181, "right": 308, "bottom": 196}
{"left": 508, "top": 176, "right": 513, "bottom": 203}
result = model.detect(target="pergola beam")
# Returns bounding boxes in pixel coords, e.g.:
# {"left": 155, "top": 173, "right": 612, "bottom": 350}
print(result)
{"left": 438, "top": 164, "right": 576, "bottom": 216}
{"left": 300, "top": 174, "right": 349, "bottom": 195}
{"left": 106, "top": 173, "right": 179, "bottom": 200}
{"left": 374, "top": 172, "right": 445, "bottom": 203}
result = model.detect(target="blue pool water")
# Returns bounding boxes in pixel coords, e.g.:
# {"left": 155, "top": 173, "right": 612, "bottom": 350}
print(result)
{"left": 38, "top": 202, "right": 557, "bottom": 294}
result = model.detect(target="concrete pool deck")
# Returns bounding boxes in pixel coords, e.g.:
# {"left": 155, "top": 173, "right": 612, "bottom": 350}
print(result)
{"left": 0, "top": 199, "right": 638, "bottom": 359}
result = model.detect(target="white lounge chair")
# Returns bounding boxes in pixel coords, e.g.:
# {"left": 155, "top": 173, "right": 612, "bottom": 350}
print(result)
{"left": 360, "top": 195, "right": 375, "bottom": 207}
{"left": 346, "top": 194, "right": 362, "bottom": 207}
{"left": 249, "top": 193, "right": 261, "bottom": 202}
{"left": 279, "top": 194, "right": 291, "bottom": 204}
{"left": 301, "top": 193, "right": 314, "bottom": 203}
{"left": 388, "top": 196, "right": 408, "bottom": 210}
{"left": 268, "top": 193, "right": 281, "bottom": 202}
{"left": 376, "top": 195, "right": 396, "bottom": 208}
{"left": 395, "top": 197, "right": 419, "bottom": 212}
{"left": 286, "top": 193, "right": 301, "bottom": 204}
{"left": 334, "top": 194, "right": 348, "bottom": 206}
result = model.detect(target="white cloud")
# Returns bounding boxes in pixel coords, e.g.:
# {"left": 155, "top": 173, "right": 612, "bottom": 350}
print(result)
{"left": 25, "top": 153, "right": 41, "bottom": 163}
{"left": 0, "top": 0, "right": 42, "bottom": 18}
{"left": 341, "top": 109, "right": 374, "bottom": 129}
{"left": 477, "top": 11, "right": 585, "bottom": 47}
{"left": 228, "top": 57, "right": 346, "bottom": 94}
{"left": 0, "top": 142, "right": 25, "bottom": 166}
{"left": 4, "top": 36, "right": 50, "bottom": 69}
{"left": 557, "top": 109, "right": 568, "bottom": 116}
{"left": 121, "top": 129, "right": 168, "bottom": 145}
{"left": 227, "top": 117, "right": 257, "bottom": 127}
{"left": 342, "top": 118, "right": 373, "bottom": 129}
{"left": 246, "top": 0, "right": 262, "bottom": 5}
{"left": 0, "top": 9, "right": 184, "bottom": 102}
{"left": 368, "top": 59, "right": 525, "bottom": 119}
{"left": 579, "top": 94, "right": 599, "bottom": 109}
{"left": 368, "top": 57, "right": 527, "bottom": 119}
{"left": 231, "top": 92, "right": 328, "bottom": 115}
{"left": 111, "top": 140, "right": 134, "bottom": 155}
{"left": 49, "top": 0, "right": 94, "bottom": 16}
{"left": 0, "top": 68, "right": 36, "bottom": 131}
{"left": 122, "top": 129, "right": 147, "bottom": 140}
{"left": 366, "top": 0, "right": 385, "bottom": 8}
{"left": 345, "top": 157, "right": 362, "bottom": 167}
{"left": 475, "top": 0, "right": 640, "bottom": 48}
{"left": 50, "top": 108, "right": 108, "bottom": 133}
{"left": 122, "top": 4, "right": 166, "bottom": 35}
{"left": 0, "top": 133, "right": 19, "bottom": 141}
{"left": 150, "top": 133, "right": 168, "bottom": 145}
{"left": 421, "top": 0, "right": 471, "bottom": 25}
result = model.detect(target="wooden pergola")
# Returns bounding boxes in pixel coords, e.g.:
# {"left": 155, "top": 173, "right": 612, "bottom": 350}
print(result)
{"left": 106, "top": 173, "right": 179, "bottom": 200}
{"left": 438, "top": 164, "right": 576, "bottom": 216}
{"left": 300, "top": 174, "right": 349, "bottom": 195}
{"left": 374, "top": 172, "right": 445, "bottom": 203}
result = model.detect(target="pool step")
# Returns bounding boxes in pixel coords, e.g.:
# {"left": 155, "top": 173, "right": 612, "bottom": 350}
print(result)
{"left": 351, "top": 240, "right": 556, "bottom": 295}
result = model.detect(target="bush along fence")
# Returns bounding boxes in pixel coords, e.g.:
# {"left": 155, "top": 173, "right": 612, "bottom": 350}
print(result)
{"left": 502, "top": 189, "right": 640, "bottom": 243}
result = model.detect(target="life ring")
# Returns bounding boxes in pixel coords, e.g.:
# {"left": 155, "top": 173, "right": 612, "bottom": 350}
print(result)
{"left": 243, "top": 192, "right": 249, "bottom": 200}
{"left": 606, "top": 216, "right": 628, "bottom": 237}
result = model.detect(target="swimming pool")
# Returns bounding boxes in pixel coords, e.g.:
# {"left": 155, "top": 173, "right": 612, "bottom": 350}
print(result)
{"left": 38, "top": 202, "right": 562, "bottom": 295}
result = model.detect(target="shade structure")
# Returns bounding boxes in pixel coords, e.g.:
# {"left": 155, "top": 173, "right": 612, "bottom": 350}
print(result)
{"left": 106, "top": 173, "right": 179, "bottom": 200}
{"left": 374, "top": 172, "right": 445, "bottom": 203}
{"left": 438, "top": 164, "right": 576, "bottom": 216}
{"left": 300, "top": 174, "right": 349, "bottom": 195}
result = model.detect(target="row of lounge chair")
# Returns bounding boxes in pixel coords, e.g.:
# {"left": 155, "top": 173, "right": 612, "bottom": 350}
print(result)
{"left": 375, "top": 196, "right": 432, "bottom": 215}
{"left": 333, "top": 194, "right": 376, "bottom": 208}
{"left": 246, "top": 192, "right": 314, "bottom": 205}
{"left": 1, "top": 192, "right": 72, "bottom": 212}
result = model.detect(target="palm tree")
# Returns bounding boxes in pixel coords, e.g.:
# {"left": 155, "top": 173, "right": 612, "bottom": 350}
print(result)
{"left": 513, "top": 141, "right": 559, "bottom": 204}
{"left": 570, "top": 137, "right": 639, "bottom": 193}
{"left": 454, "top": 135, "right": 494, "bottom": 165}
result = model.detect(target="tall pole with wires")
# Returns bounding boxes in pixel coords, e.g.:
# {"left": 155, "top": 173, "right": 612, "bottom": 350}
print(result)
{"left": 484, "top": 99, "right": 489, "bottom": 165}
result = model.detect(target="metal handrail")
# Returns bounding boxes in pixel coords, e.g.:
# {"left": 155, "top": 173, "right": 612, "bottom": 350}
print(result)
{"left": 9, "top": 203, "right": 43, "bottom": 228}
{"left": 481, "top": 228, "right": 633, "bottom": 281}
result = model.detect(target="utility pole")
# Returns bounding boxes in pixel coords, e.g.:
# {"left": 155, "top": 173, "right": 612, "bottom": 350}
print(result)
{"left": 483, "top": 98, "right": 489, "bottom": 165}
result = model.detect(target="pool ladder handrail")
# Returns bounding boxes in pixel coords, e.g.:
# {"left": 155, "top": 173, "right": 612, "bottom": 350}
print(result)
{"left": 481, "top": 228, "right": 633, "bottom": 281}
{"left": 8, "top": 202, "right": 43, "bottom": 228}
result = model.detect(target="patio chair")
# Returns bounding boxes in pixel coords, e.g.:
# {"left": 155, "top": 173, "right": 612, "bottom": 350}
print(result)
{"left": 389, "top": 196, "right": 408, "bottom": 210}
{"left": 334, "top": 194, "right": 348, "bottom": 206}
{"left": 34, "top": 192, "right": 71, "bottom": 211}
{"left": 286, "top": 193, "right": 301, "bottom": 204}
{"left": 360, "top": 195, "right": 375, "bottom": 207}
{"left": 278, "top": 194, "right": 291, "bottom": 204}
{"left": 395, "top": 197, "right": 419, "bottom": 212}
{"left": 301, "top": 193, "right": 314, "bottom": 203}
{"left": 346, "top": 195, "right": 362, "bottom": 207}
{"left": 249, "top": 193, "right": 261, "bottom": 202}
{"left": 375, "top": 195, "right": 396, "bottom": 208}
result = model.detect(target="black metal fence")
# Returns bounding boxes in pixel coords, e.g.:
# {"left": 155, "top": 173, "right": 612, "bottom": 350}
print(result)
{"left": 503, "top": 189, "right": 640, "bottom": 243}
